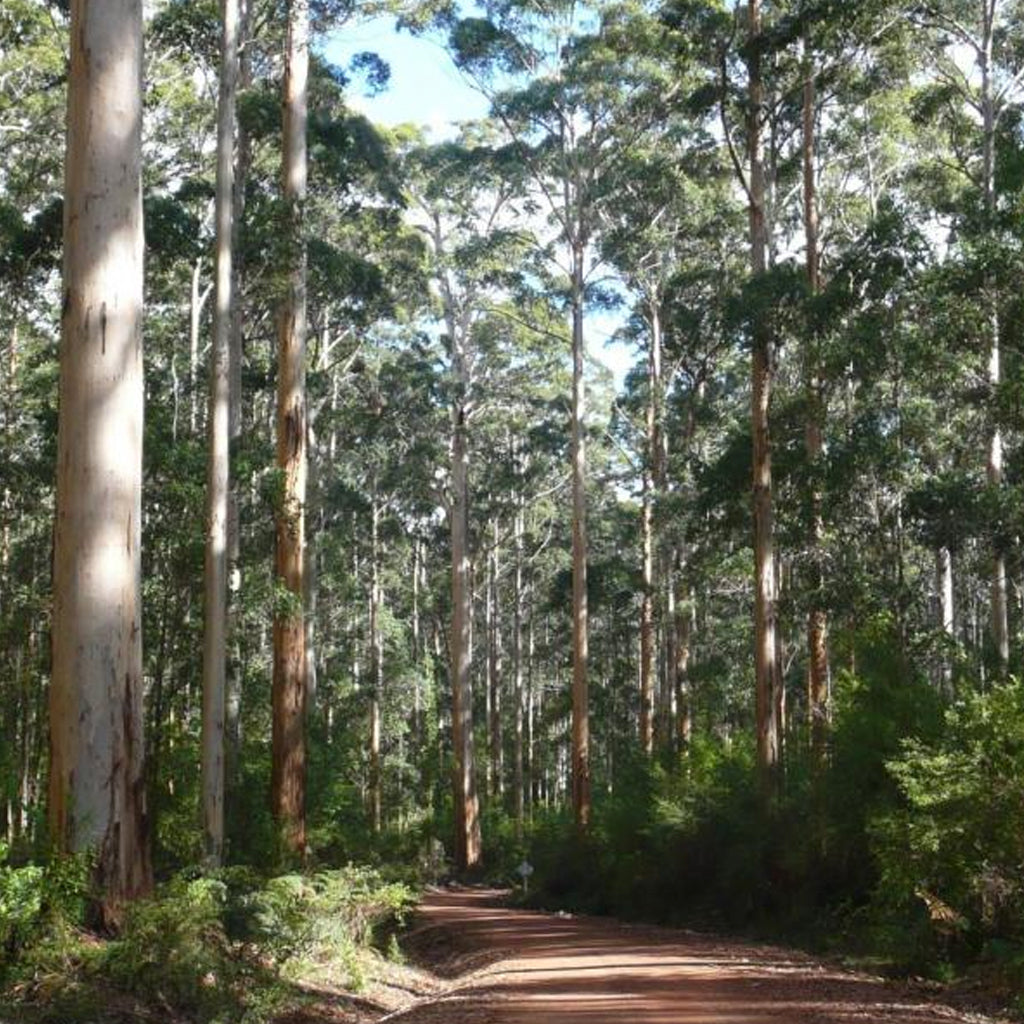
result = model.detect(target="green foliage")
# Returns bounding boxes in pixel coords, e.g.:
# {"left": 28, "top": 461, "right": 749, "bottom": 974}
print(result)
{"left": 2, "top": 865, "right": 417, "bottom": 1023}
{"left": 244, "top": 867, "right": 415, "bottom": 969}
{"left": 104, "top": 876, "right": 247, "bottom": 1020}
{"left": 527, "top": 625, "right": 950, "bottom": 955}
{"left": 873, "top": 679, "right": 1024, "bottom": 975}
{"left": 0, "top": 846, "right": 43, "bottom": 970}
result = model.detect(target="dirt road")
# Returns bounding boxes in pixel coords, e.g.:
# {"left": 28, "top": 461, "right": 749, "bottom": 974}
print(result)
{"left": 393, "top": 888, "right": 1008, "bottom": 1024}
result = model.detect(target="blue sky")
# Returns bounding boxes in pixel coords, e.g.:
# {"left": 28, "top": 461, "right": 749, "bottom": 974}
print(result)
{"left": 325, "top": 18, "right": 636, "bottom": 388}
{"left": 324, "top": 17, "right": 488, "bottom": 133}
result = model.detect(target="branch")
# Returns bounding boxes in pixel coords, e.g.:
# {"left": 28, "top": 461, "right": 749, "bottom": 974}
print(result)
{"left": 720, "top": 48, "right": 752, "bottom": 206}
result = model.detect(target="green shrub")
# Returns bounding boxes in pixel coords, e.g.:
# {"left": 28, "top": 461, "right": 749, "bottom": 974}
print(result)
{"left": 103, "top": 875, "right": 244, "bottom": 1019}
{"left": 0, "top": 844, "right": 44, "bottom": 968}
{"left": 2, "top": 863, "right": 417, "bottom": 1023}
{"left": 246, "top": 866, "right": 414, "bottom": 975}
{"left": 874, "top": 679, "right": 1024, "bottom": 968}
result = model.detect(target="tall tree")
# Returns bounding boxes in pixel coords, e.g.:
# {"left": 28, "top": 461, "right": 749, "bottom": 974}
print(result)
{"left": 909, "top": 0, "right": 1024, "bottom": 669}
{"left": 746, "top": 0, "right": 782, "bottom": 776}
{"left": 49, "top": 0, "right": 151, "bottom": 920}
{"left": 271, "top": 0, "right": 310, "bottom": 855}
{"left": 449, "top": 0, "right": 672, "bottom": 823}
{"left": 801, "top": 24, "right": 829, "bottom": 761}
{"left": 202, "top": 0, "right": 242, "bottom": 870}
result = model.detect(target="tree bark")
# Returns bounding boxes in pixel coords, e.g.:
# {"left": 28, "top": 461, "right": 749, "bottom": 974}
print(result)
{"left": 640, "top": 462, "right": 655, "bottom": 755}
{"left": 980, "top": 18, "right": 1009, "bottom": 669}
{"left": 639, "top": 301, "right": 664, "bottom": 756}
{"left": 748, "top": 0, "right": 781, "bottom": 780}
{"left": 488, "top": 518, "right": 504, "bottom": 799}
{"left": 675, "top": 579, "right": 694, "bottom": 749}
{"left": 513, "top": 497, "right": 525, "bottom": 836}
{"left": 802, "top": 45, "right": 829, "bottom": 763}
{"left": 369, "top": 493, "right": 383, "bottom": 833}
{"left": 50, "top": 0, "right": 151, "bottom": 921}
{"left": 271, "top": 0, "right": 309, "bottom": 856}
{"left": 936, "top": 545, "right": 955, "bottom": 694}
{"left": 451, "top": 408, "right": 482, "bottom": 870}
{"left": 570, "top": 243, "right": 591, "bottom": 829}
{"left": 201, "top": 0, "right": 240, "bottom": 869}
{"left": 225, "top": 0, "right": 252, "bottom": 788}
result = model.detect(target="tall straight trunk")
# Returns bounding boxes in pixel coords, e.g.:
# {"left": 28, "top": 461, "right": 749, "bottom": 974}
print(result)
{"left": 980, "top": 18, "right": 1009, "bottom": 669}
{"left": 802, "top": 45, "right": 829, "bottom": 762}
{"left": 50, "top": 0, "right": 151, "bottom": 920}
{"left": 676, "top": 579, "right": 694, "bottom": 749}
{"left": 368, "top": 494, "right": 383, "bottom": 833}
{"left": 664, "top": 570, "right": 677, "bottom": 748}
{"left": 513, "top": 502, "right": 525, "bottom": 835}
{"left": 412, "top": 535, "right": 422, "bottom": 749}
{"left": 640, "top": 466, "right": 655, "bottom": 755}
{"left": 748, "top": 0, "right": 781, "bottom": 778}
{"left": 527, "top": 614, "right": 536, "bottom": 816}
{"left": 225, "top": 0, "right": 252, "bottom": 783}
{"left": 201, "top": 0, "right": 240, "bottom": 868}
{"left": 434, "top": 211, "right": 482, "bottom": 868}
{"left": 488, "top": 518, "right": 504, "bottom": 798}
{"left": 639, "top": 300, "right": 664, "bottom": 755}
{"left": 570, "top": 243, "right": 591, "bottom": 828}
{"left": 451, "top": 410, "right": 482, "bottom": 870}
{"left": 484, "top": 532, "right": 494, "bottom": 798}
{"left": 937, "top": 546, "right": 955, "bottom": 694}
{"left": 271, "top": 0, "right": 309, "bottom": 854}
{"left": 190, "top": 258, "right": 200, "bottom": 433}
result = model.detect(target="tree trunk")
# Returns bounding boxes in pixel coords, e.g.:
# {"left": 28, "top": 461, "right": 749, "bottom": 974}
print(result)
{"left": 513, "top": 500, "right": 525, "bottom": 836}
{"left": 676, "top": 579, "right": 694, "bottom": 749}
{"left": 639, "top": 300, "right": 664, "bottom": 756}
{"left": 271, "top": 0, "right": 309, "bottom": 855}
{"left": 802, "top": 45, "right": 829, "bottom": 763}
{"left": 451, "top": 408, "right": 482, "bottom": 870}
{"left": 937, "top": 545, "right": 955, "bottom": 694}
{"left": 748, "top": 0, "right": 781, "bottom": 780}
{"left": 640, "top": 464, "right": 655, "bottom": 755}
{"left": 369, "top": 493, "right": 383, "bottom": 833}
{"left": 570, "top": 243, "right": 591, "bottom": 829}
{"left": 50, "top": 0, "right": 151, "bottom": 922}
{"left": 225, "top": 0, "right": 252, "bottom": 789}
{"left": 201, "top": 0, "right": 240, "bottom": 869}
{"left": 489, "top": 518, "right": 504, "bottom": 800}
{"left": 981, "top": 24, "right": 1009, "bottom": 670}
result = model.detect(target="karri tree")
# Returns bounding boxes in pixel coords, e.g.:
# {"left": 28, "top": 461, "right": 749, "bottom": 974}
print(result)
{"left": 49, "top": 0, "right": 152, "bottom": 920}
{"left": 202, "top": 0, "right": 242, "bottom": 870}
{"left": 272, "top": 0, "right": 310, "bottom": 854}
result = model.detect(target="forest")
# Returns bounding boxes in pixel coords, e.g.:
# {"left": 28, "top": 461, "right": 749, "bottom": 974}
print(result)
{"left": 4, "top": 0, "right": 1024, "bottom": 1022}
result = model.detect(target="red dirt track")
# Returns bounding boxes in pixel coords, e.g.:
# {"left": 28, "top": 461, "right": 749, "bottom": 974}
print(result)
{"left": 394, "top": 888, "right": 1007, "bottom": 1024}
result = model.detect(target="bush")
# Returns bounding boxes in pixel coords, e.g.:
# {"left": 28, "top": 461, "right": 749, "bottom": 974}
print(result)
{"left": 873, "top": 679, "right": 1024, "bottom": 971}
{"left": 104, "top": 875, "right": 246, "bottom": 1020}
{"left": 244, "top": 866, "right": 415, "bottom": 984}
{"left": 0, "top": 845, "right": 44, "bottom": 968}
{"left": 1, "top": 848, "right": 91, "bottom": 983}
{"left": 525, "top": 621, "right": 951, "bottom": 955}
{"left": 2, "top": 863, "right": 417, "bottom": 1023}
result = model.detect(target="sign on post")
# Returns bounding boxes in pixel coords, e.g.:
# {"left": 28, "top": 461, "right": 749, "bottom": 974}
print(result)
{"left": 517, "top": 859, "right": 534, "bottom": 894}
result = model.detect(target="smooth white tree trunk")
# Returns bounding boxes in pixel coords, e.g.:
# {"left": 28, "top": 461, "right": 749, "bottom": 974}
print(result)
{"left": 50, "top": 0, "right": 151, "bottom": 920}
{"left": 202, "top": 0, "right": 240, "bottom": 869}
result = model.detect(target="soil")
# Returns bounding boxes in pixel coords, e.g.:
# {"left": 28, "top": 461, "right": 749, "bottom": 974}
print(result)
{"left": 381, "top": 887, "right": 1015, "bottom": 1024}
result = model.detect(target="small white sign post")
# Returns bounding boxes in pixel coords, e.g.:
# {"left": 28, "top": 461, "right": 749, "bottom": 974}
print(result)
{"left": 517, "top": 859, "right": 534, "bottom": 895}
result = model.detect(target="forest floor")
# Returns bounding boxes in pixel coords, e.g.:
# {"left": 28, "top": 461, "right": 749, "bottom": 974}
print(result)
{"left": 326, "top": 887, "right": 1017, "bottom": 1024}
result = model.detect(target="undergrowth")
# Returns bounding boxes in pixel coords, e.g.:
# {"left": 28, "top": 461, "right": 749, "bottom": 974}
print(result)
{"left": 0, "top": 858, "right": 415, "bottom": 1024}
{"left": 515, "top": 629, "right": 1024, "bottom": 1014}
